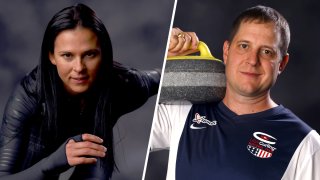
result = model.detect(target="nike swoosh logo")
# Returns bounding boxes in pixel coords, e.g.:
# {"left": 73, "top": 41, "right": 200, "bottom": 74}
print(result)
{"left": 190, "top": 123, "right": 206, "bottom": 129}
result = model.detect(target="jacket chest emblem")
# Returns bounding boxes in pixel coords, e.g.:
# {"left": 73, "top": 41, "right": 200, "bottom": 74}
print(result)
{"left": 190, "top": 113, "right": 217, "bottom": 129}
{"left": 247, "top": 132, "right": 277, "bottom": 158}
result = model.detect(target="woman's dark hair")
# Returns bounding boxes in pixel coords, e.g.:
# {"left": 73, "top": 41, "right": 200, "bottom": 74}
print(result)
{"left": 37, "top": 3, "right": 114, "bottom": 172}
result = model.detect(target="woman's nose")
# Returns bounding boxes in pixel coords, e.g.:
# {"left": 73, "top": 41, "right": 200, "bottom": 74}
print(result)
{"left": 73, "top": 58, "right": 86, "bottom": 72}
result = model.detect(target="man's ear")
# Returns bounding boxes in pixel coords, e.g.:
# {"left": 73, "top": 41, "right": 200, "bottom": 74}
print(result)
{"left": 278, "top": 53, "right": 289, "bottom": 74}
{"left": 223, "top": 41, "right": 230, "bottom": 64}
{"left": 49, "top": 52, "right": 56, "bottom": 65}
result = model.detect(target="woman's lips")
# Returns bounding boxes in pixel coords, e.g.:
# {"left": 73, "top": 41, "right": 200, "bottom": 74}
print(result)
{"left": 71, "top": 76, "right": 89, "bottom": 84}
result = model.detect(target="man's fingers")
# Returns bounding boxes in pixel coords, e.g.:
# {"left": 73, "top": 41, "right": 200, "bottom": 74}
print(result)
{"left": 170, "top": 37, "right": 186, "bottom": 53}
{"left": 188, "top": 32, "right": 199, "bottom": 49}
{"left": 169, "top": 27, "right": 184, "bottom": 51}
{"left": 169, "top": 34, "right": 179, "bottom": 50}
{"left": 168, "top": 28, "right": 200, "bottom": 57}
{"left": 179, "top": 49, "right": 199, "bottom": 56}
{"left": 179, "top": 33, "right": 192, "bottom": 53}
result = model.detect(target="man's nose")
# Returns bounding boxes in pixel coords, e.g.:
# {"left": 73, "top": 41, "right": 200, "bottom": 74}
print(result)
{"left": 245, "top": 50, "right": 259, "bottom": 66}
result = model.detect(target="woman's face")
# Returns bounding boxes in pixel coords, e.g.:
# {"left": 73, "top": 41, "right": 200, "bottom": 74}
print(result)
{"left": 49, "top": 26, "right": 102, "bottom": 95}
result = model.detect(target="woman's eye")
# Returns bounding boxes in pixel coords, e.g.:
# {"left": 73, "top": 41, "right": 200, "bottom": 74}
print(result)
{"left": 86, "top": 53, "right": 95, "bottom": 57}
{"left": 85, "top": 52, "right": 97, "bottom": 58}
{"left": 62, "top": 53, "right": 72, "bottom": 58}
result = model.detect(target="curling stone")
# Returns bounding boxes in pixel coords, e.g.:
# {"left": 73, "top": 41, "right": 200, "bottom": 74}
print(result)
{"left": 159, "top": 41, "right": 226, "bottom": 104}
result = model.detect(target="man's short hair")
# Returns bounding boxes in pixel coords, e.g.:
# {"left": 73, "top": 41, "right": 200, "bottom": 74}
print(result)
{"left": 229, "top": 5, "right": 290, "bottom": 57}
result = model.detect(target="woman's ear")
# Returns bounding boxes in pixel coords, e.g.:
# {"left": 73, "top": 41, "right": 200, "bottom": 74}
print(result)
{"left": 49, "top": 52, "right": 56, "bottom": 65}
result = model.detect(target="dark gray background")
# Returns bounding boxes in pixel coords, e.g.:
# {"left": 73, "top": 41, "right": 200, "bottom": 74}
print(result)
{"left": 0, "top": 0, "right": 174, "bottom": 179}
{"left": 145, "top": 0, "right": 320, "bottom": 179}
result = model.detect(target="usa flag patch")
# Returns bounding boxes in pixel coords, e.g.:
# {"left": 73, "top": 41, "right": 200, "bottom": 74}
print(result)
{"left": 247, "top": 132, "right": 277, "bottom": 159}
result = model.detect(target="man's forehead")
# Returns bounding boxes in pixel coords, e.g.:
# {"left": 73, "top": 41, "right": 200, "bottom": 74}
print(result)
{"left": 236, "top": 21, "right": 280, "bottom": 43}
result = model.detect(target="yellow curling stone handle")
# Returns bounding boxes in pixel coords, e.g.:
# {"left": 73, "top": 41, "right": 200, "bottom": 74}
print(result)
{"left": 167, "top": 41, "right": 222, "bottom": 62}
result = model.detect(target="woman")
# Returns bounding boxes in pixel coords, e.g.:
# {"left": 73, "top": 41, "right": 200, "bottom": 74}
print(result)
{"left": 0, "top": 3, "right": 160, "bottom": 179}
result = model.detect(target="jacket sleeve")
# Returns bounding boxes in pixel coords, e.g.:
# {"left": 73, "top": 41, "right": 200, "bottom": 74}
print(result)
{"left": 112, "top": 62, "right": 161, "bottom": 117}
{"left": 0, "top": 68, "right": 70, "bottom": 179}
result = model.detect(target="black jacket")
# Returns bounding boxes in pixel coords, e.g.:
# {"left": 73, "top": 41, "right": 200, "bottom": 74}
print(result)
{"left": 0, "top": 62, "right": 160, "bottom": 179}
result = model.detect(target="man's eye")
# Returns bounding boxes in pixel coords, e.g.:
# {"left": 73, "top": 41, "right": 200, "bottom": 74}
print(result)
{"left": 261, "top": 49, "right": 274, "bottom": 57}
{"left": 263, "top": 49, "right": 271, "bottom": 54}
{"left": 260, "top": 48, "right": 277, "bottom": 60}
{"left": 239, "top": 44, "right": 248, "bottom": 49}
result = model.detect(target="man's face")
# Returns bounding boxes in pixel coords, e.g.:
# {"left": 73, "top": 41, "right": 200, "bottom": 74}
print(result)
{"left": 49, "top": 26, "right": 102, "bottom": 95}
{"left": 223, "top": 21, "right": 288, "bottom": 98}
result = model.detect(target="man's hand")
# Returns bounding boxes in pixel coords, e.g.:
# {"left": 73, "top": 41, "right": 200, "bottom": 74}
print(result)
{"left": 167, "top": 27, "right": 199, "bottom": 57}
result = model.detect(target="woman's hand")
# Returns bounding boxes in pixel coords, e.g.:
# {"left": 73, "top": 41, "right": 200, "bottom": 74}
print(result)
{"left": 66, "top": 133, "right": 107, "bottom": 166}
{"left": 167, "top": 27, "right": 200, "bottom": 57}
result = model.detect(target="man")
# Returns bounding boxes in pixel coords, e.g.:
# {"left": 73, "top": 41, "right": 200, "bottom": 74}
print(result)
{"left": 150, "top": 5, "right": 320, "bottom": 180}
